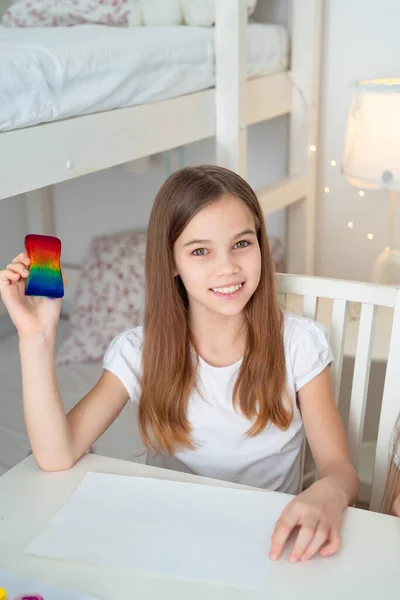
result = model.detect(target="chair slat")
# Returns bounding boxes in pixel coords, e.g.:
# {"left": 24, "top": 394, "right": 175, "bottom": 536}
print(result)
{"left": 347, "top": 303, "right": 376, "bottom": 471}
{"left": 370, "top": 294, "right": 400, "bottom": 512}
{"left": 302, "top": 295, "right": 318, "bottom": 320}
{"left": 329, "top": 299, "right": 348, "bottom": 405}
{"left": 299, "top": 292, "right": 318, "bottom": 492}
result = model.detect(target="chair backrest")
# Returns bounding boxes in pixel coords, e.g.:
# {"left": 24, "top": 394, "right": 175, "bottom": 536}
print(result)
{"left": 276, "top": 273, "right": 400, "bottom": 512}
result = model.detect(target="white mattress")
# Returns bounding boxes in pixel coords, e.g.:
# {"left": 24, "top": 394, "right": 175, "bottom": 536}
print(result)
{"left": 0, "top": 23, "right": 289, "bottom": 132}
{"left": 0, "top": 319, "right": 145, "bottom": 476}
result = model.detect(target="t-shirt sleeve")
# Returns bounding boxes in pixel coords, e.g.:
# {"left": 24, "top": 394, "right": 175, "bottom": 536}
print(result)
{"left": 291, "top": 320, "right": 334, "bottom": 393}
{"left": 102, "top": 329, "right": 142, "bottom": 403}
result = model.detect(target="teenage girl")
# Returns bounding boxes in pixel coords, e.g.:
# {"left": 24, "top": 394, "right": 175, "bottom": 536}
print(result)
{"left": 0, "top": 165, "right": 359, "bottom": 562}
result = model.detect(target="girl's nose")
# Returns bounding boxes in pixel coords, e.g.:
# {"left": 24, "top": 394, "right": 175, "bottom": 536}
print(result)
{"left": 215, "top": 258, "right": 240, "bottom": 277}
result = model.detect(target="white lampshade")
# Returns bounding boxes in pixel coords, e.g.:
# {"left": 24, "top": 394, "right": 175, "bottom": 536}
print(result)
{"left": 342, "top": 78, "right": 400, "bottom": 191}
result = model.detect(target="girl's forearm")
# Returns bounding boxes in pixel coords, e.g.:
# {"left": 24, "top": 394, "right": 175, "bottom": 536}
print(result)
{"left": 19, "top": 333, "right": 74, "bottom": 471}
{"left": 317, "top": 461, "right": 360, "bottom": 508}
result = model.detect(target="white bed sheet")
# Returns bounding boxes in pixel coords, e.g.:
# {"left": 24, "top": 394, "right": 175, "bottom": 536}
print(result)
{"left": 0, "top": 23, "right": 289, "bottom": 132}
{"left": 0, "top": 319, "right": 145, "bottom": 476}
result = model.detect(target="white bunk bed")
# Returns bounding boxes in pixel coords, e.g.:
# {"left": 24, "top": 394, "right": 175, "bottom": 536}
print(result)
{"left": 0, "top": 0, "right": 324, "bottom": 475}
{"left": 0, "top": 0, "right": 323, "bottom": 280}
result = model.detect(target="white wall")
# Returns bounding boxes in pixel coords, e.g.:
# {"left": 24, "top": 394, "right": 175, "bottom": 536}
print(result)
{"left": 316, "top": 0, "right": 400, "bottom": 279}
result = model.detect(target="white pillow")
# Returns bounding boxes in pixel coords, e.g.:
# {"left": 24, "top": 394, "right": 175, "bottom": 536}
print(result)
{"left": 139, "top": 0, "right": 183, "bottom": 26}
{"left": 129, "top": 0, "right": 258, "bottom": 27}
{"left": 182, "top": 0, "right": 258, "bottom": 27}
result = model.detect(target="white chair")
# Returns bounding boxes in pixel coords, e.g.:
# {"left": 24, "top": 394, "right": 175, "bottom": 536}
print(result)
{"left": 276, "top": 273, "right": 400, "bottom": 512}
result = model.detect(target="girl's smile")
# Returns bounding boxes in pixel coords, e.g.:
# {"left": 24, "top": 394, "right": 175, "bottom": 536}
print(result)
{"left": 209, "top": 281, "right": 246, "bottom": 299}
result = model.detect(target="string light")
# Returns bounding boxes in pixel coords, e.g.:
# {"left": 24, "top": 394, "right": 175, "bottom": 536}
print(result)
{"left": 358, "top": 190, "right": 365, "bottom": 197}
{"left": 367, "top": 233, "right": 374, "bottom": 240}
{"left": 385, "top": 246, "right": 390, "bottom": 252}
{"left": 330, "top": 160, "right": 337, "bottom": 167}
{"left": 310, "top": 145, "right": 317, "bottom": 152}
{"left": 348, "top": 222, "right": 354, "bottom": 229}
{"left": 324, "top": 186, "right": 330, "bottom": 193}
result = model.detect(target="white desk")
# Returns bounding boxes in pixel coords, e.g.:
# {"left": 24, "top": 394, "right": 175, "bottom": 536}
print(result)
{"left": 0, "top": 454, "right": 399, "bottom": 600}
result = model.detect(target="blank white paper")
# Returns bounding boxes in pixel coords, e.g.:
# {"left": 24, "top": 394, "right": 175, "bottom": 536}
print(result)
{"left": 0, "top": 569, "right": 99, "bottom": 600}
{"left": 25, "top": 473, "right": 291, "bottom": 590}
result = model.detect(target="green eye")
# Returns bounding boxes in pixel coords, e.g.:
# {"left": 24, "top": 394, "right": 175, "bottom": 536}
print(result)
{"left": 235, "top": 240, "right": 249, "bottom": 249}
{"left": 193, "top": 248, "right": 208, "bottom": 256}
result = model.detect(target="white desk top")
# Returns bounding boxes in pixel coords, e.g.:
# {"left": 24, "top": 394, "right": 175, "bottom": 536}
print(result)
{"left": 0, "top": 454, "right": 399, "bottom": 600}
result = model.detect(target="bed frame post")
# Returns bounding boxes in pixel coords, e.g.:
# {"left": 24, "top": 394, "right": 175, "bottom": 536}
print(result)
{"left": 215, "top": 0, "right": 247, "bottom": 177}
{"left": 24, "top": 186, "right": 55, "bottom": 236}
{"left": 286, "top": 0, "right": 323, "bottom": 275}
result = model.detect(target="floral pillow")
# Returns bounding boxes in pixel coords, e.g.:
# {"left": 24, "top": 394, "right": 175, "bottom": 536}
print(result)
{"left": 270, "top": 236, "right": 285, "bottom": 273}
{"left": 56, "top": 230, "right": 146, "bottom": 365}
{"left": 2, "top": 0, "right": 258, "bottom": 28}
{"left": 1, "top": 0, "right": 133, "bottom": 27}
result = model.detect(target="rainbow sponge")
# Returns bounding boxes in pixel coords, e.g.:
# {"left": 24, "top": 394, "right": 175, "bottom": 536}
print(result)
{"left": 25, "top": 234, "right": 64, "bottom": 298}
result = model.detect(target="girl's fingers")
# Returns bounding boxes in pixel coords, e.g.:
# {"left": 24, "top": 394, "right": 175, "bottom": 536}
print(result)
{"left": 6, "top": 263, "right": 29, "bottom": 278}
{"left": 298, "top": 522, "right": 330, "bottom": 562}
{"left": 12, "top": 252, "right": 30, "bottom": 266}
{"left": 319, "top": 529, "right": 342, "bottom": 557}
{"left": 269, "top": 514, "right": 298, "bottom": 561}
{"left": 0, "top": 269, "right": 21, "bottom": 284}
{"left": 287, "top": 517, "right": 319, "bottom": 563}
{"left": 61, "top": 266, "right": 68, "bottom": 286}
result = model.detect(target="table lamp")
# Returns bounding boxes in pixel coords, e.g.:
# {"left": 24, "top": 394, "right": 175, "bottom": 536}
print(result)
{"left": 342, "top": 78, "right": 400, "bottom": 283}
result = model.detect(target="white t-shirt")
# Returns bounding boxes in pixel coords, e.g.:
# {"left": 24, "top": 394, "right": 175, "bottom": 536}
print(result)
{"left": 103, "top": 313, "right": 333, "bottom": 494}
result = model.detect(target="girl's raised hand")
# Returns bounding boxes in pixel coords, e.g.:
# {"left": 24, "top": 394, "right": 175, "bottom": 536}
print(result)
{"left": 0, "top": 252, "right": 66, "bottom": 339}
{"left": 269, "top": 478, "right": 345, "bottom": 562}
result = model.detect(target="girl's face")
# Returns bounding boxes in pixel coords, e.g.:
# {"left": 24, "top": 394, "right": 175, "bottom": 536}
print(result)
{"left": 173, "top": 194, "right": 262, "bottom": 320}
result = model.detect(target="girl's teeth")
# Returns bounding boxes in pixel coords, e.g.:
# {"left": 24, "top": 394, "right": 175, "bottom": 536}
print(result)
{"left": 212, "top": 283, "right": 242, "bottom": 294}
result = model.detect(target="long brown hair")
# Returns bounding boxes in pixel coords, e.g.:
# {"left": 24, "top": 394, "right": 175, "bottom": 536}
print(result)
{"left": 381, "top": 413, "right": 400, "bottom": 513}
{"left": 138, "top": 165, "right": 292, "bottom": 454}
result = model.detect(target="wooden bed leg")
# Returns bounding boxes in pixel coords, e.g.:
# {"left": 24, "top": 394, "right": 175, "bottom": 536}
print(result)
{"left": 286, "top": 0, "right": 324, "bottom": 275}
{"left": 25, "top": 186, "right": 55, "bottom": 236}
{"left": 215, "top": 0, "right": 247, "bottom": 177}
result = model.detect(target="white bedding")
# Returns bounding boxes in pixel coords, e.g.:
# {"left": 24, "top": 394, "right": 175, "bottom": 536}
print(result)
{"left": 0, "top": 319, "right": 145, "bottom": 476}
{"left": 0, "top": 23, "right": 289, "bottom": 132}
